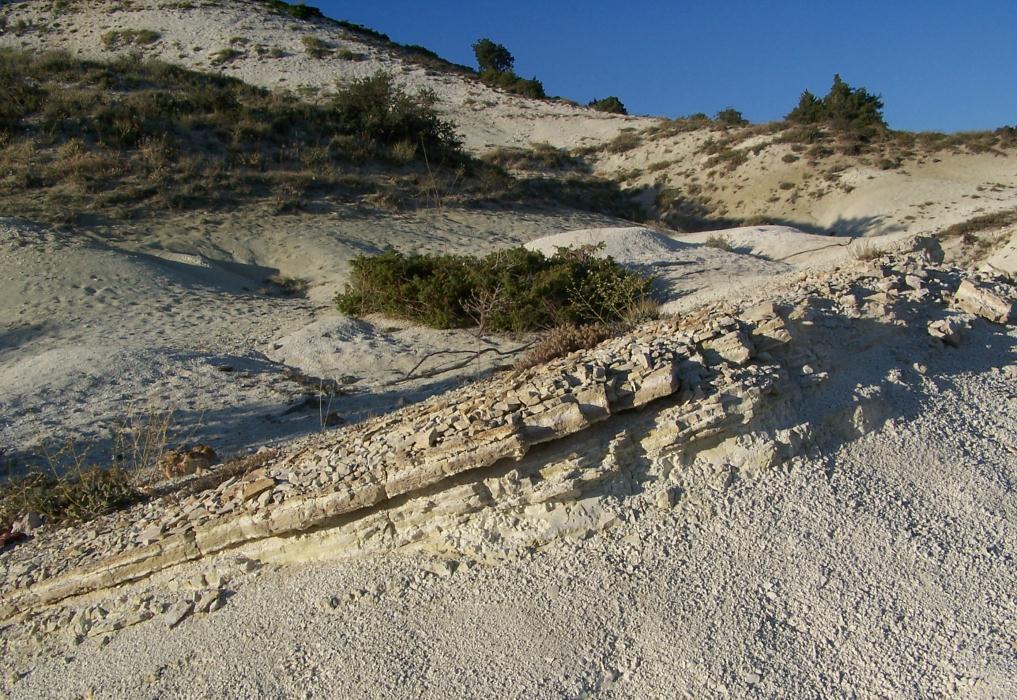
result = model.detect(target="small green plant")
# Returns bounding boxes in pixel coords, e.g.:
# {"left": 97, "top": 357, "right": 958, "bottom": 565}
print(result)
{"left": 264, "top": 0, "right": 323, "bottom": 20}
{"left": 472, "top": 37, "right": 545, "bottom": 98}
{"left": 938, "top": 209, "right": 1017, "bottom": 239}
{"left": 330, "top": 72, "right": 462, "bottom": 162}
{"left": 260, "top": 274, "right": 310, "bottom": 296}
{"left": 0, "top": 465, "right": 141, "bottom": 528}
{"left": 472, "top": 38, "right": 514, "bottom": 73}
{"left": 0, "top": 49, "right": 470, "bottom": 221}
{"left": 480, "top": 69, "right": 545, "bottom": 99}
{"left": 100, "top": 28, "right": 161, "bottom": 50}
{"left": 483, "top": 142, "right": 583, "bottom": 171}
{"left": 335, "top": 245, "right": 653, "bottom": 332}
{"left": 301, "top": 35, "right": 330, "bottom": 58}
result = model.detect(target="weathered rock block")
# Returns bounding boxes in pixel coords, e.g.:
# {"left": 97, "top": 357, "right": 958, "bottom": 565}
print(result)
{"left": 954, "top": 280, "right": 1014, "bottom": 324}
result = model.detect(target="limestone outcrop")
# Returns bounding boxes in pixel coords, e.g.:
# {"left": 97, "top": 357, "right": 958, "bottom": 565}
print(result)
{"left": 1, "top": 246, "right": 1014, "bottom": 636}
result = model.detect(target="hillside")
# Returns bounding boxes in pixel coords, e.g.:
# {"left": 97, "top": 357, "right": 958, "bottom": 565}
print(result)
{"left": 4, "top": 0, "right": 1017, "bottom": 239}
{"left": 0, "top": 1, "right": 1015, "bottom": 698}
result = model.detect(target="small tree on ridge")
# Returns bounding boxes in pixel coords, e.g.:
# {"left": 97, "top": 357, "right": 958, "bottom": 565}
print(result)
{"left": 472, "top": 38, "right": 514, "bottom": 74}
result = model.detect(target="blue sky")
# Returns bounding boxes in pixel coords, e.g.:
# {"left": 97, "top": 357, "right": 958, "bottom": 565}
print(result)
{"left": 314, "top": 0, "right": 1016, "bottom": 133}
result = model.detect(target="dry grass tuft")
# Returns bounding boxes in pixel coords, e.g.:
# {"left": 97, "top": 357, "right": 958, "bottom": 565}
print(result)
{"left": 849, "top": 239, "right": 885, "bottom": 261}
{"left": 514, "top": 323, "right": 616, "bottom": 370}
{"left": 704, "top": 234, "right": 735, "bottom": 252}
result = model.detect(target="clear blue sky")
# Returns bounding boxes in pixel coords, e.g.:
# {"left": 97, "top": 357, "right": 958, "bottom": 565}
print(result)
{"left": 314, "top": 0, "right": 1016, "bottom": 133}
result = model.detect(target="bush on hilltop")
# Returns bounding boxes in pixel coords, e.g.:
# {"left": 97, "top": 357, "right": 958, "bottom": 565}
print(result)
{"left": 588, "top": 96, "right": 628, "bottom": 115}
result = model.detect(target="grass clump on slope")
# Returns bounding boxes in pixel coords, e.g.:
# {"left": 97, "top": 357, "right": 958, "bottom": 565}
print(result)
{"left": 335, "top": 245, "right": 653, "bottom": 332}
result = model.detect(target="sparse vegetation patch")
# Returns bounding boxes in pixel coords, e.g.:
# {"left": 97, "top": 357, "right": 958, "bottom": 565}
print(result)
{"left": 0, "top": 50, "right": 466, "bottom": 221}
{"left": 100, "top": 28, "right": 161, "bottom": 50}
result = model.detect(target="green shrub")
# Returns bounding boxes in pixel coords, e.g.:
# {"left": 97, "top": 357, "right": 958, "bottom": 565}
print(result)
{"left": 939, "top": 209, "right": 1017, "bottom": 239}
{"left": 335, "top": 245, "right": 653, "bottom": 332}
{"left": 483, "top": 142, "right": 583, "bottom": 171}
{"left": 330, "top": 72, "right": 462, "bottom": 161}
{"left": 704, "top": 234, "right": 734, "bottom": 251}
{"left": 336, "top": 20, "right": 390, "bottom": 41}
{"left": 470, "top": 37, "right": 545, "bottom": 98}
{"left": 210, "top": 47, "right": 242, "bottom": 65}
{"left": 588, "top": 96, "right": 627, "bottom": 115}
{"left": 0, "top": 50, "right": 465, "bottom": 220}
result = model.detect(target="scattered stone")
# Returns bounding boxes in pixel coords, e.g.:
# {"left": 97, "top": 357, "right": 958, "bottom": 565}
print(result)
{"left": 11, "top": 511, "right": 43, "bottom": 535}
{"left": 240, "top": 478, "right": 276, "bottom": 502}
{"left": 137, "top": 524, "right": 164, "bottom": 545}
{"left": 194, "top": 589, "right": 222, "bottom": 614}
{"left": 163, "top": 601, "right": 194, "bottom": 629}
{"left": 928, "top": 317, "right": 968, "bottom": 347}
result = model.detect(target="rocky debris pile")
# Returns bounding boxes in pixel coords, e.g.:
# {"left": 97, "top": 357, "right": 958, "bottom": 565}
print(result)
{"left": 1, "top": 238, "right": 1014, "bottom": 629}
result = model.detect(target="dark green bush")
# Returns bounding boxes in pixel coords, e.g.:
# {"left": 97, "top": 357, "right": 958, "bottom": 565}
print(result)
{"left": 787, "top": 74, "right": 886, "bottom": 137}
{"left": 470, "top": 37, "right": 545, "bottom": 99}
{"left": 588, "top": 96, "right": 627, "bottom": 115}
{"left": 472, "top": 38, "right": 514, "bottom": 74}
{"left": 480, "top": 69, "right": 546, "bottom": 99}
{"left": 715, "top": 107, "right": 748, "bottom": 127}
{"left": 335, "top": 245, "right": 653, "bottom": 332}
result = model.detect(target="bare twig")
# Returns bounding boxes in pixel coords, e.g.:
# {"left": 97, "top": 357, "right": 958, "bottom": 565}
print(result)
{"left": 393, "top": 343, "right": 535, "bottom": 384}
